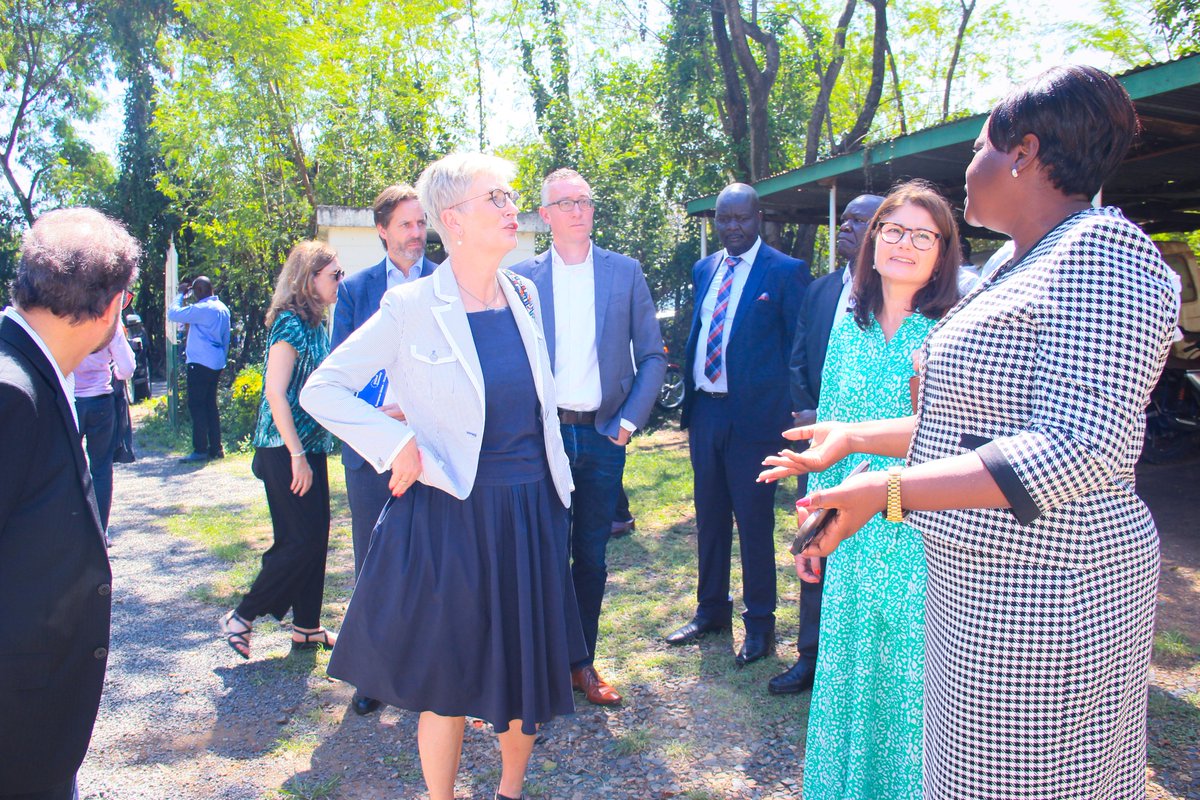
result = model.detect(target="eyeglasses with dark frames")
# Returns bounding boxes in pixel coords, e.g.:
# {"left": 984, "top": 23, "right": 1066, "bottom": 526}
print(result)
{"left": 331, "top": 268, "right": 345, "bottom": 281}
{"left": 451, "top": 188, "right": 521, "bottom": 210}
{"left": 876, "top": 221, "right": 941, "bottom": 251}
{"left": 545, "top": 197, "right": 595, "bottom": 212}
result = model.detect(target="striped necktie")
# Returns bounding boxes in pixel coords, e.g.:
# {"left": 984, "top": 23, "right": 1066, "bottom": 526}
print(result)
{"left": 703, "top": 255, "right": 739, "bottom": 382}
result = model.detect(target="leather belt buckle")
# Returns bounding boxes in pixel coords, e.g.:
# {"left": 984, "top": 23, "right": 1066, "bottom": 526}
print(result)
{"left": 557, "top": 408, "right": 598, "bottom": 425}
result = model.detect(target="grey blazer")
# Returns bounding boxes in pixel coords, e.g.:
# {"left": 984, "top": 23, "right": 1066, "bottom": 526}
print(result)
{"left": 510, "top": 245, "right": 666, "bottom": 437}
{"left": 300, "top": 265, "right": 573, "bottom": 506}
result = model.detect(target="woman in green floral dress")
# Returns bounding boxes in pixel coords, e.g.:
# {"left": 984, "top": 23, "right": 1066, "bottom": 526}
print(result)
{"left": 785, "top": 181, "right": 962, "bottom": 799}
{"left": 220, "top": 241, "right": 345, "bottom": 660}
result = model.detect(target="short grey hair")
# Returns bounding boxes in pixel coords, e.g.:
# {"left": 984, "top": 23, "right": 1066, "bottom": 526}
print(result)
{"left": 416, "top": 153, "right": 517, "bottom": 240}
{"left": 540, "top": 167, "right": 589, "bottom": 206}
{"left": 12, "top": 208, "right": 141, "bottom": 323}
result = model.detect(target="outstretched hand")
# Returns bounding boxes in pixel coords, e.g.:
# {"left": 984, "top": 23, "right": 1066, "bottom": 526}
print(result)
{"left": 758, "top": 422, "right": 853, "bottom": 483}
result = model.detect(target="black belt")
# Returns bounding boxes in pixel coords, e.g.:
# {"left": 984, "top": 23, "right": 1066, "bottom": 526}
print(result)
{"left": 696, "top": 389, "right": 728, "bottom": 399}
{"left": 557, "top": 408, "right": 597, "bottom": 425}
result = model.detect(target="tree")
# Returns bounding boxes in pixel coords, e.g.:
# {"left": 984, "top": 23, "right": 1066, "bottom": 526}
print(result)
{"left": 1, "top": 0, "right": 113, "bottom": 223}
{"left": 1154, "top": 0, "right": 1200, "bottom": 53}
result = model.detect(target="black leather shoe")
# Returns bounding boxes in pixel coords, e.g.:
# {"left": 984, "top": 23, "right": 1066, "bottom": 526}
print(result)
{"left": 352, "top": 692, "right": 382, "bottom": 715}
{"left": 664, "top": 616, "right": 730, "bottom": 645}
{"left": 735, "top": 627, "right": 775, "bottom": 666}
{"left": 767, "top": 656, "right": 817, "bottom": 694}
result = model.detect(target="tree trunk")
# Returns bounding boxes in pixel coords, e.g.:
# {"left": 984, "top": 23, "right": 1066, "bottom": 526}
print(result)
{"left": 803, "top": 0, "right": 858, "bottom": 165}
{"left": 834, "top": 0, "right": 889, "bottom": 155}
{"left": 943, "top": 0, "right": 976, "bottom": 120}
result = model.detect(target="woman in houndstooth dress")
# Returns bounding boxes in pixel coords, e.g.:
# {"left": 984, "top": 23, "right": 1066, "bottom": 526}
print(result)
{"left": 762, "top": 65, "right": 1178, "bottom": 799}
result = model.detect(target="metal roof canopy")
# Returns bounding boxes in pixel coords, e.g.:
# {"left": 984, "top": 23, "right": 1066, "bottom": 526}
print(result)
{"left": 685, "top": 55, "right": 1200, "bottom": 239}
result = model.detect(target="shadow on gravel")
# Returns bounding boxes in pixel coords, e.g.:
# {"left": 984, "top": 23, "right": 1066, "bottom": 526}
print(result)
{"left": 209, "top": 652, "right": 331, "bottom": 759}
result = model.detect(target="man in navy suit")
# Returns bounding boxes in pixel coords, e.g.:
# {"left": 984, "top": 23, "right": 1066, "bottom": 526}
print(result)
{"left": 666, "top": 183, "right": 810, "bottom": 666}
{"left": 511, "top": 168, "right": 666, "bottom": 705}
{"left": 768, "top": 192, "right": 883, "bottom": 695}
{"left": 330, "top": 183, "right": 437, "bottom": 715}
{"left": 1, "top": 208, "right": 140, "bottom": 800}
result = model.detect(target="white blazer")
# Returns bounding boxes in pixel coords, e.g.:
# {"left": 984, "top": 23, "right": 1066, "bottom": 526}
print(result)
{"left": 300, "top": 264, "right": 574, "bottom": 506}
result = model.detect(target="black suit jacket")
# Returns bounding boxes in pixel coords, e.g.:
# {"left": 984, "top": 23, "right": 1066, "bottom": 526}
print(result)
{"left": 0, "top": 315, "right": 111, "bottom": 793}
{"left": 681, "top": 243, "right": 811, "bottom": 441}
{"left": 789, "top": 266, "right": 848, "bottom": 412}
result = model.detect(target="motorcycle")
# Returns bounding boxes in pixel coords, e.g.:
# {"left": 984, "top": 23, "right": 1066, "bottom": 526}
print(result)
{"left": 125, "top": 313, "right": 152, "bottom": 402}
{"left": 656, "top": 344, "right": 686, "bottom": 412}
{"left": 1142, "top": 332, "right": 1200, "bottom": 464}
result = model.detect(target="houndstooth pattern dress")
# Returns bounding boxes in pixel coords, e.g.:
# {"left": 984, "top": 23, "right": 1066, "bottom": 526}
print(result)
{"left": 906, "top": 207, "right": 1179, "bottom": 799}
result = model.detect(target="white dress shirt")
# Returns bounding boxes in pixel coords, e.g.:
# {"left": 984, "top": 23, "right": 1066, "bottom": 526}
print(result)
{"left": 550, "top": 244, "right": 603, "bottom": 412}
{"left": 834, "top": 264, "right": 855, "bottom": 335}
{"left": 692, "top": 237, "right": 763, "bottom": 393}
{"left": 386, "top": 256, "right": 424, "bottom": 290}
{"left": 4, "top": 306, "right": 78, "bottom": 429}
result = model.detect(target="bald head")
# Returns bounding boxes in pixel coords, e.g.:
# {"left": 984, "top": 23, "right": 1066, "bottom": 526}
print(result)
{"left": 714, "top": 183, "right": 762, "bottom": 257}
{"left": 191, "top": 276, "right": 213, "bottom": 299}
{"left": 837, "top": 194, "right": 885, "bottom": 264}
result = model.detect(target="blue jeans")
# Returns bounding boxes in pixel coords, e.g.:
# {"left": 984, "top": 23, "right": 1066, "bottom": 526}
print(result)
{"left": 75, "top": 394, "right": 116, "bottom": 530}
{"left": 560, "top": 423, "right": 626, "bottom": 668}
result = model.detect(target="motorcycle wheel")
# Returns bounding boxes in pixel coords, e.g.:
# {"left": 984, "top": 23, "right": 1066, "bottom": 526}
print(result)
{"left": 657, "top": 366, "right": 686, "bottom": 411}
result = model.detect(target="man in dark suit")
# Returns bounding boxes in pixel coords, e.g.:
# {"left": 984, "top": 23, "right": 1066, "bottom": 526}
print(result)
{"left": 330, "top": 183, "right": 437, "bottom": 716}
{"left": 768, "top": 192, "right": 884, "bottom": 695}
{"left": 1, "top": 208, "right": 140, "bottom": 800}
{"left": 666, "top": 183, "right": 810, "bottom": 666}
{"left": 512, "top": 168, "right": 666, "bottom": 705}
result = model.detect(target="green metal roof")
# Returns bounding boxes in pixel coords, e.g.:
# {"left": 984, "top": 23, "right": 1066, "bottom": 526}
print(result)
{"left": 686, "top": 54, "right": 1200, "bottom": 235}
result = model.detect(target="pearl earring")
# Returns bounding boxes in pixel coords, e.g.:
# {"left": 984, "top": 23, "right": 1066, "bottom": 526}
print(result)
{"left": 1011, "top": 167, "right": 1019, "bottom": 178}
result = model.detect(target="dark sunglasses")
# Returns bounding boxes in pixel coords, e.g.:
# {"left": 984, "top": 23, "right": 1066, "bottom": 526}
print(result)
{"left": 332, "top": 269, "right": 345, "bottom": 281}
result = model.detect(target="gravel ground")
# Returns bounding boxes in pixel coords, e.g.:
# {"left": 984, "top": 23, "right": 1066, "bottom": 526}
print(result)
{"left": 77, "top": 427, "right": 1199, "bottom": 799}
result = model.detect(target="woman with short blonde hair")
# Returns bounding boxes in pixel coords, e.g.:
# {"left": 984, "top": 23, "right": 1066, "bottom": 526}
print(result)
{"left": 303, "top": 152, "right": 585, "bottom": 800}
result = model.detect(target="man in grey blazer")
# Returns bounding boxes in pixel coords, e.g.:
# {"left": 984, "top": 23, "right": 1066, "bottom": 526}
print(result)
{"left": 511, "top": 168, "right": 666, "bottom": 706}
{"left": 330, "top": 183, "right": 437, "bottom": 715}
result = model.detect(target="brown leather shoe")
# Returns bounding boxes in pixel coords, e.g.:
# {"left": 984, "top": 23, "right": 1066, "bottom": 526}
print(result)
{"left": 571, "top": 665, "right": 622, "bottom": 706}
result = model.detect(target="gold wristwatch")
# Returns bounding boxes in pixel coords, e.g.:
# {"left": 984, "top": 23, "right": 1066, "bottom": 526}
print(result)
{"left": 885, "top": 466, "right": 905, "bottom": 523}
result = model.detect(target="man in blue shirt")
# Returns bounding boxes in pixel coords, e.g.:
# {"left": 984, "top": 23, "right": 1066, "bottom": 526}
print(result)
{"left": 167, "top": 276, "right": 231, "bottom": 463}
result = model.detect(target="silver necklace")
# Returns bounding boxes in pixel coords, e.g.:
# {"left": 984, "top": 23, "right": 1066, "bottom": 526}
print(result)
{"left": 457, "top": 279, "right": 503, "bottom": 310}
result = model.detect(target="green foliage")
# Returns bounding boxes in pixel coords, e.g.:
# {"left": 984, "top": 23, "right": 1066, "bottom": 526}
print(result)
{"left": 155, "top": 0, "right": 462, "bottom": 366}
{"left": 1, "top": 0, "right": 115, "bottom": 222}
{"left": 1154, "top": 0, "right": 1200, "bottom": 52}
{"left": 1067, "top": 0, "right": 1174, "bottom": 69}
{"left": 219, "top": 363, "right": 265, "bottom": 453}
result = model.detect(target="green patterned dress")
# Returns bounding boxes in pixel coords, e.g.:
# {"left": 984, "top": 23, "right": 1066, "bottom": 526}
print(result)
{"left": 802, "top": 310, "right": 935, "bottom": 800}
{"left": 252, "top": 311, "right": 333, "bottom": 454}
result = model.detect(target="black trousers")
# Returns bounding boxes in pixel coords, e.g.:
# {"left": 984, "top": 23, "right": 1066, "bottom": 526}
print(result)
{"left": 186, "top": 363, "right": 223, "bottom": 456}
{"left": 1, "top": 776, "right": 78, "bottom": 800}
{"left": 343, "top": 462, "right": 393, "bottom": 578}
{"left": 794, "top": 472, "right": 824, "bottom": 660}
{"left": 237, "top": 447, "right": 330, "bottom": 629}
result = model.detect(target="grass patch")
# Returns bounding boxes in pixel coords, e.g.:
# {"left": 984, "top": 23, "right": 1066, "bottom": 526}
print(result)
{"left": 1147, "top": 686, "right": 1200, "bottom": 775}
{"left": 1153, "top": 629, "right": 1199, "bottom": 661}
{"left": 274, "top": 773, "right": 341, "bottom": 799}
{"left": 611, "top": 727, "right": 653, "bottom": 756}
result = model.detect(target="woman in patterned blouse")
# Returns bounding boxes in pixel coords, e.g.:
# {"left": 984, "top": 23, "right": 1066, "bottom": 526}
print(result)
{"left": 762, "top": 66, "right": 1178, "bottom": 799}
{"left": 220, "top": 240, "right": 344, "bottom": 659}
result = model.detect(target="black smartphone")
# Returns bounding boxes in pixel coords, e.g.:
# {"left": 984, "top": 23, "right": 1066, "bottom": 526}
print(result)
{"left": 788, "top": 460, "right": 870, "bottom": 555}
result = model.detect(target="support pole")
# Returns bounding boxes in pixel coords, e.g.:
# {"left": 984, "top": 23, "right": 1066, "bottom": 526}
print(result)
{"left": 828, "top": 180, "right": 839, "bottom": 274}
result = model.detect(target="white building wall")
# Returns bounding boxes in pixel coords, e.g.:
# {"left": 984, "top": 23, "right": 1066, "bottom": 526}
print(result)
{"left": 316, "top": 206, "right": 548, "bottom": 276}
